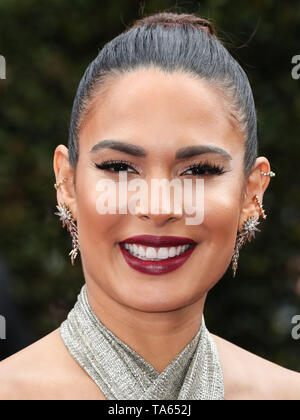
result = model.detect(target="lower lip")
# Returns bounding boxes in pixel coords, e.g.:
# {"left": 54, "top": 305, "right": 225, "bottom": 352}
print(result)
{"left": 119, "top": 245, "right": 196, "bottom": 275}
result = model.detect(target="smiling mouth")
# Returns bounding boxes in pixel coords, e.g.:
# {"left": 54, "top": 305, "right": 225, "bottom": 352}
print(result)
{"left": 119, "top": 235, "right": 197, "bottom": 275}
{"left": 121, "top": 243, "right": 193, "bottom": 261}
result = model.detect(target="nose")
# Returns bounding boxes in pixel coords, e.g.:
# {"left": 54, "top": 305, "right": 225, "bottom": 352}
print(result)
{"left": 134, "top": 179, "right": 183, "bottom": 227}
{"left": 137, "top": 211, "right": 182, "bottom": 226}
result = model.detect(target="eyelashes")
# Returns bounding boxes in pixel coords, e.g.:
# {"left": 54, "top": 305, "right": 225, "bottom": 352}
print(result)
{"left": 95, "top": 160, "right": 139, "bottom": 174}
{"left": 180, "top": 161, "right": 226, "bottom": 176}
{"left": 95, "top": 160, "right": 226, "bottom": 176}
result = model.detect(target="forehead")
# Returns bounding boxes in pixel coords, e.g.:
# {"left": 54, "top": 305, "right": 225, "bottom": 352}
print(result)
{"left": 79, "top": 67, "right": 244, "bottom": 155}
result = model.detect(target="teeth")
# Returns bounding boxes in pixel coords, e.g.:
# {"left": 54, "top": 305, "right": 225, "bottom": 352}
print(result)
{"left": 138, "top": 245, "right": 145, "bottom": 258}
{"left": 123, "top": 243, "right": 192, "bottom": 260}
{"left": 168, "top": 247, "right": 176, "bottom": 258}
{"left": 157, "top": 247, "right": 169, "bottom": 259}
{"left": 146, "top": 247, "right": 157, "bottom": 259}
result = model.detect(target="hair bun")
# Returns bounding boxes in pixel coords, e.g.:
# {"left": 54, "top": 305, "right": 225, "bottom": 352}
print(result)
{"left": 129, "top": 12, "right": 216, "bottom": 36}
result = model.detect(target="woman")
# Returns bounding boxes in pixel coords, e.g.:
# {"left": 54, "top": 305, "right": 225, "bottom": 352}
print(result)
{"left": 0, "top": 12, "right": 299, "bottom": 400}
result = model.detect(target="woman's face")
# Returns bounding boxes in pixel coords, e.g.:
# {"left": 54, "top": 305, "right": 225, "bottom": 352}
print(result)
{"left": 63, "top": 68, "right": 252, "bottom": 312}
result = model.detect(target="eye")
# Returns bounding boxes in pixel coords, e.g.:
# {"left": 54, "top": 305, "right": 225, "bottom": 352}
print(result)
{"left": 180, "top": 161, "right": 226, "bottom": 176}
{"left": 95, "top": 160, "right": 139, "bottom": 174}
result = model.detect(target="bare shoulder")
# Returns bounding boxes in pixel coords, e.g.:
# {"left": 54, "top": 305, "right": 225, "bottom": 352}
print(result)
{"left": 211, "top": 333, "right": 300, "bottom": 400}
{"left": 0, "top": 328, "right": 105, "bottom": 400}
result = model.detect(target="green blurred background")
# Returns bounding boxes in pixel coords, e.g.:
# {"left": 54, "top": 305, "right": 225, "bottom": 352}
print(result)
{"left": 0, "top": 0, "right": 299, "bottom": 370}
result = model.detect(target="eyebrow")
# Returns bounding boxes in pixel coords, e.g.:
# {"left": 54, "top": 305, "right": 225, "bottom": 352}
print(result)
{"left": 89, "top": 140, "right": 232, "bottom": 161}
{"left": 175, "top": 145, "right": 232, "bottom": 161}
{"left": 89, "top": 140, "right": 146, "bottom": 157}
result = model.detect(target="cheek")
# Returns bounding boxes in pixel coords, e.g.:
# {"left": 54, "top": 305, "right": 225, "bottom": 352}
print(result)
{"left": 186, "top": 182, "right": 242, "bottom": 291}
{"left": 78, "top": 210, "right": 121, "bottom": 249}
{"left": 202, "top": 181, "right": 241, "bottom": 259}
{"left": 207, "top": 190, "right": 239, "bottom": 231}
{"left": 75, "top": 177, "right": 124, "bottom": 258}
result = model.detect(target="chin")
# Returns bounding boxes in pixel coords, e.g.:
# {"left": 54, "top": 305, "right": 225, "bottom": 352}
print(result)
{"left": 115, "top": 281, "right": 198, "bottom": 313}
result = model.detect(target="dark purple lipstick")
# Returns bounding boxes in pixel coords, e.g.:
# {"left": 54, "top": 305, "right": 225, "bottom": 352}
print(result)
{"left": 119, "top": 235, "right": 197, "bottom": 275}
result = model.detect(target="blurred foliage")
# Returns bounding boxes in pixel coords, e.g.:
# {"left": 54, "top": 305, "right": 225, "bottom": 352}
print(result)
{"left": 0, "top": 0, "right": 299, "bottom": 370}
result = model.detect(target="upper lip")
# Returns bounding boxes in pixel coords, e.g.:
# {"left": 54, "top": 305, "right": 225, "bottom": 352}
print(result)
{"left": 119, "top": 235, "right": 197, "bottom": 247}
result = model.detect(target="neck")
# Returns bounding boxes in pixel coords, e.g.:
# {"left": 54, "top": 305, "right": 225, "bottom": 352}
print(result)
{"left": 85, "top": 278, "right": 206, "bottom": 373}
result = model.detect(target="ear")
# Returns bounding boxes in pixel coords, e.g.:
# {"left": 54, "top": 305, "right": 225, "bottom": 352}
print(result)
{"left": 238, "top": 157, "right": 272, "bottom": 232}
{"left": 53, "top": 145, "right": 78, "bottom": 219}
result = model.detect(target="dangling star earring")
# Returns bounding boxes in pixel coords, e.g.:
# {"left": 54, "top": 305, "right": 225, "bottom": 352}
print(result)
{"left": 54, "top": 178, "right": 80, "bottom": 265}
{"left": 54, "top": 202, "right": 80, "bottom": 265}
{"left": 231, "top": 194, "right": 267, "bottom": 278}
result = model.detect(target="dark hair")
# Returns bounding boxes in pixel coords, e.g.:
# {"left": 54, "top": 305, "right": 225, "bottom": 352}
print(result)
{"left": 68, "top": 12, "right": 257, "bottom": 177}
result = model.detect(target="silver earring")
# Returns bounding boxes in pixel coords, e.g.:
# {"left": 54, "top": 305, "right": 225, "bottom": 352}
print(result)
{"left": 54, "top": 202, "right": 80, "bottom": 265}
{"left": 261, "top": 170, "right": 275, "bottom": 177}
{"left": 231, "top": 193, "right": 268, "bottom": 277}
{"left": 231, "top": 215, "right": 261, "bottom": 278}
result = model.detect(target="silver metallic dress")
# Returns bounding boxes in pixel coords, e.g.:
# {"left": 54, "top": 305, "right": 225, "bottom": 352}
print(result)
{"left": 60, "top": 284, "right": 224, "bottom": 400}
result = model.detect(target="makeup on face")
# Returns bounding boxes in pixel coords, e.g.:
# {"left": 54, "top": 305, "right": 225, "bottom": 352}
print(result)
{"left": 89, "top": 140, "right": 233, "bottom": 275}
